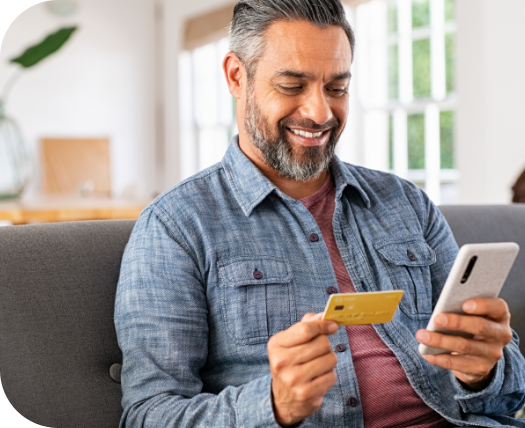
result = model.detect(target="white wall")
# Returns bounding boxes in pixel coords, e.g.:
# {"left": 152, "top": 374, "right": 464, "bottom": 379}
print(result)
{"left": 0, "top": 0, "right": 155, "bottom": 197}
{"left": 457, "top": 0, "right": 525, "bottom": 204}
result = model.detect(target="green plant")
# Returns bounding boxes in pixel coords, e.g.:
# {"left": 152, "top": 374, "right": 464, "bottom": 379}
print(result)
{"left": 1, "top": 26, "right": 78, "bottom": 104}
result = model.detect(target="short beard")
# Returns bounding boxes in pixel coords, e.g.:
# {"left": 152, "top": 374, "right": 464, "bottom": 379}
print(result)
{"left": 244, "top": 86, "right": 341, "bottom": 182}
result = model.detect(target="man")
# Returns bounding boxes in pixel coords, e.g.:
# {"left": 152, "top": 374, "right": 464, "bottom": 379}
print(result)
{"left": 115, "top": 1, "right": 525, "bottom": 426}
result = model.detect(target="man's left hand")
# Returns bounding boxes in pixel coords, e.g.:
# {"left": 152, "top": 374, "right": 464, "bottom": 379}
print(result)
{"left": 416, "top": 298, "right": 513, "bottom": 391}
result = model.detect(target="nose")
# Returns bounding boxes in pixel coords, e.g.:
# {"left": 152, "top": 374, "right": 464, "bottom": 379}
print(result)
{"left": 299, "top": 86, "right": 334, "bottom": 126}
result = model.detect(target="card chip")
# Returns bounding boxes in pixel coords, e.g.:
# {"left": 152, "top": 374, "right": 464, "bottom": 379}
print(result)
{"left": 334, "top": 305, "right": 344, "bottom": 311}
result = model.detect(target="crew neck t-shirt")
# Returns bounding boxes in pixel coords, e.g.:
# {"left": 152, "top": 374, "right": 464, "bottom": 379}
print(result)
{"left": 299, "top": 173, "right": 450, "bottom": 428}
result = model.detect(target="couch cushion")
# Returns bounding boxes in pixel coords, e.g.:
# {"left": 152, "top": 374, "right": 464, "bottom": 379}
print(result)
{"left": 0, "top": 220, "right": 135, "bottom": 428}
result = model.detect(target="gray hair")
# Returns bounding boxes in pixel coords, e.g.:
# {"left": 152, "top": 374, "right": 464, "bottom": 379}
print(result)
{"left": 229, "top": 0, "right": 355, "bottom": 80}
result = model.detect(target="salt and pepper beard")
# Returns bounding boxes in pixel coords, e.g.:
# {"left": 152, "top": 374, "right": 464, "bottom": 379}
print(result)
{"left": 244, "top": 85, "right": 342, "bottom": 182}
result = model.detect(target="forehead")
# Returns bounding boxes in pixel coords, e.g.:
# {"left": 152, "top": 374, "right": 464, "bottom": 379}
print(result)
{"left": 258, "top": 20, "right": 352, "bottom": 78}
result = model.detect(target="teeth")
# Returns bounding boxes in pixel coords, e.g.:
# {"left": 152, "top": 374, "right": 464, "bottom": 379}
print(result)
{"left": 291, "top": 129, "right": 324, "bottom": 139}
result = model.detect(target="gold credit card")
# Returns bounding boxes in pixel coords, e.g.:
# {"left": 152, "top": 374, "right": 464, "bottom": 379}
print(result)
{"left": 322, "top": 290, "right": 404, "bottom": 325}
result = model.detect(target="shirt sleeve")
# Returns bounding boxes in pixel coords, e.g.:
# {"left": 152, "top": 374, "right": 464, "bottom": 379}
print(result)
{"left": 422, "top": 193, "right": 525, "bottom": 416}
{"left": 114, "top": 207, "right": 281, "bottom": 428}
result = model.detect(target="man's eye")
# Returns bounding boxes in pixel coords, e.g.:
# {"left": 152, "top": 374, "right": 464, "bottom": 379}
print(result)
{"left": 327, "top": 87, "right": 348, "bottom": 96}
{"left": 280, "top": 86, "right": 302, "bottom": 92}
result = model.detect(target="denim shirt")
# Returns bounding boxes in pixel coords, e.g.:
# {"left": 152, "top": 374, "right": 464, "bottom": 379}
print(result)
{"left": 115, "top": 137, "right": 525, "bottom": 428}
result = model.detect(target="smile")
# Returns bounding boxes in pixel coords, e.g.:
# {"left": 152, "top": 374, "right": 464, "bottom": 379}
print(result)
{"left": 289, "top": 129, "right": 324, "bottom": 139}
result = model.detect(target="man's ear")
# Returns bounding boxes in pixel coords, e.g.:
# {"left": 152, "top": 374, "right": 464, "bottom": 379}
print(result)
{"left": 223, "top": 52, "right": 246, "bottom": 99}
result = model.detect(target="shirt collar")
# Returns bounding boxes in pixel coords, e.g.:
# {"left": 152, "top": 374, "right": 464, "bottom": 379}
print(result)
{"left": 222, "top": 135, "right": 371, "bottom": 217}
{"left": 330, "top": 154, "right": 371, "bottom": 209}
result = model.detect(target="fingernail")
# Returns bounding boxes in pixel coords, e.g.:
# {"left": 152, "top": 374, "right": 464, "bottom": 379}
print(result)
{"left": 464, "top": 300, "right": 476, "bottom": 312}
{"left": 417, "top": 331, "right": 429, "bottom": 343}
{"left": 328, "top": 323, "right": 338, "bottom": 333}
{"left": 435, "top": 314, "right": 447, "bottom": 326}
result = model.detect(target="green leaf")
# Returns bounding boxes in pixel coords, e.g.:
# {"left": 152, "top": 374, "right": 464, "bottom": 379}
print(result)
{"left": 10, "top": 26, "right": 78, "bottom": 69}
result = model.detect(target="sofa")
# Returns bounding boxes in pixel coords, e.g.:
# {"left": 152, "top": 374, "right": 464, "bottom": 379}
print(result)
{"left": 0, "top": 205, "right": 524, "bottom": 428}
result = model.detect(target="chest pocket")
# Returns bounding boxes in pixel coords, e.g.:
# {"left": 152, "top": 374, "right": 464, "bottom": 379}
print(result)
{"left": 375, "top": 239, "right": 436, "bottom": 318}
{"left": 218, "top": 256, "right": 296, "bottom": 345}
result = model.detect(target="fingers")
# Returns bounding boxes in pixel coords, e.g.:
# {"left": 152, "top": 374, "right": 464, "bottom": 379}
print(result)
{"left": 306, "top": 369, "right": 338, "bottom": 398}
{"left": 272, "top": 319, "right": 338, "bottom": 348}
{"left": 431, "top": 313, "right": 511, "bottom": 343}
{"left": 287, "top": 335, "right": 334, "bottom": 366}
{"left": 279, "top": 352, "right": 338, "bottom": 387}
{"left": 272, "top": 369, "right": 337, "bottom": 425}
{"left": 270, "top": 335, "right": 333, "bottom": 371}
{"left": 416, "top": 329, "right": 502, "bottom": 360}
{"left": 422, "top": 353, "right": 495, "bottom": 383}
{"left": 462, "top": 298, "right": 510, "bottom": 323}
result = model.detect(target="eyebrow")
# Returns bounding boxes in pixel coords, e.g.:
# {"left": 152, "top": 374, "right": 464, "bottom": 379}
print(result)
{"left": 275, "top": 70, "right": 352, "bottom": 81}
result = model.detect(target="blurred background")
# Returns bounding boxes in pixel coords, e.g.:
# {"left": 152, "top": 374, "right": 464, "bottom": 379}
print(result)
{"left": 0, "top": 0, "right": 524, "bottom": 225}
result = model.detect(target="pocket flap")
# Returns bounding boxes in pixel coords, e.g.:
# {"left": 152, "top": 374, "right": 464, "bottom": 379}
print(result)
{"left": 218, "top": 256, "right": 292, "bottom": 287}
{"left": 375, "top": 239, "right": 436, "bottom": 267}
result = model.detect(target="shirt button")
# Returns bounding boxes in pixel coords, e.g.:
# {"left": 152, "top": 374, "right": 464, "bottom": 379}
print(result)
{"left": 327, "top": 286, "right": 338, "bottom": 295}
{"left": 407, "top": 252, "right": 416, "bottom": 261}
{"left": 336, "top": 344, "right": 346, "bottom": 352}
{"left": 309, "top": 233, "right": 319, "bottom": 242}
{"left": 253, "top": 270, "right": 263, "bottom": 280}
{"left": 347, "top": 397, "right": 358, "bottom": 407}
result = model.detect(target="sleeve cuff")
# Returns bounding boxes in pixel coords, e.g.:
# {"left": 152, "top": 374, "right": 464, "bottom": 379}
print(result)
{"left": 237, "top": 374, "right": 282, "bottom": 428}
{"left": 452, "top": 354, "right": 505, "bottom": 413}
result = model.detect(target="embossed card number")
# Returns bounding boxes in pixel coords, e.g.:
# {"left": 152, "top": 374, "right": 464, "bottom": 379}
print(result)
{"left": 322, "top": 290, "right": 404, "bottom": 325}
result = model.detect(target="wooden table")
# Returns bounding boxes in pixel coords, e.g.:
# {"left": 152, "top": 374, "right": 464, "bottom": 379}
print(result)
{"left": 0, "top": 195, "right": 150, "bottom": 225}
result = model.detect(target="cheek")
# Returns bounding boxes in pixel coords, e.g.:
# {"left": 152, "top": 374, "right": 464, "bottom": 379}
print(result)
{"left": 331, "top": 100, "right": 349, "bottom": 129}
{"left": 261, "top": 93, "right": 298, "bottom": 123}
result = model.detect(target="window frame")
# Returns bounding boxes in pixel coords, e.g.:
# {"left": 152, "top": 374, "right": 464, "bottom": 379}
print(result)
{"left": 352, "top": 0, "right": 458, "bottom": 204}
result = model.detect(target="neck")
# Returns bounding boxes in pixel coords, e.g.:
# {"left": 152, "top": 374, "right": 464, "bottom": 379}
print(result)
{"left": 237, "top": 131, "right": 330, "bottom": 200}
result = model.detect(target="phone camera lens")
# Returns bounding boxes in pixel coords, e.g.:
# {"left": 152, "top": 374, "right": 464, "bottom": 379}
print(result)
{"left": 460, "top": 256, "right": 478, "bottom": 284}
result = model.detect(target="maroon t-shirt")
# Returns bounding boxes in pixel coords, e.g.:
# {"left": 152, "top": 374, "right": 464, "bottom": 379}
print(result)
{"left": 299, "top": 174, "right": 449, "bottom": 428}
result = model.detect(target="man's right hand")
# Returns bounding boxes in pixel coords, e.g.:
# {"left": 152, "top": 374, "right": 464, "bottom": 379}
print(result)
{"left": 268, "top": 313, "right": 339, "bottom": 427}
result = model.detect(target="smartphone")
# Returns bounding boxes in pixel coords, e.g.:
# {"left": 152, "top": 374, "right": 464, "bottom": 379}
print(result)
{"left": 419, "top": 242, "right": 519, "bottom": 356}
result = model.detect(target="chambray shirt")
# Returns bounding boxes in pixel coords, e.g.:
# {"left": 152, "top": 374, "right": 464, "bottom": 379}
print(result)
{"left": 115, "top": 137, "right": 525, "bottom": 428}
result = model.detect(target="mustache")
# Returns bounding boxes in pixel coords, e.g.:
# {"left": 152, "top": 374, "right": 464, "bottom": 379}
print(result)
{"left": 279, "top": 117, "right": 340, "bottom": 132}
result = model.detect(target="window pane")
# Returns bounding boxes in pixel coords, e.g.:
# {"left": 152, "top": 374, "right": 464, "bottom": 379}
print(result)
{"left": 413, "top": 38, "right": 431, "bottom": 98}
{"left": 388, "top": 1, "right": 398, "bottom": 34}
{"left": 440, "top": 110, "right": 455, "bottom": 169}
{"left": 389, "top": 115, "right": 394, "bottom": 170}
{"left": 199, "top": 127, "right": 229, "bottom": 170}
{"left": 388, "top": 43, "right": 399, "bottom": 100}
{"left": 193, "top": 43, "right": 218, "bottom": 127}
{"left": 408, "top": 113, "right": 425, "bottom": 170}
{"left": 445, "top": 33, "right": 455, "bottom": 93}
{"left": 445, "top": 0, "right": 455, "bottom": 22}
{"left": 412, "top": 0, "right": 430, "bottom": 28}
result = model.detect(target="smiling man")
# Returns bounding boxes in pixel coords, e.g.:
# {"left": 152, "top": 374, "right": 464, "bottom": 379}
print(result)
{"left": 115, "top": 1, "right": 525, "bottom": 427}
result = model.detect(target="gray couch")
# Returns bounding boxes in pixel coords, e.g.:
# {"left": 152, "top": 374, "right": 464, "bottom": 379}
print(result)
{"left": 0, "top": 205, "right": 524, "bottom": 428}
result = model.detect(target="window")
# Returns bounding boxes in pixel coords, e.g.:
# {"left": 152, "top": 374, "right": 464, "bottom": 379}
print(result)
{"left": 354, "top": 0, "right": 457, "bottom": 204}
{"left": 179, "top": 37, "right": 237, "bottom": 180}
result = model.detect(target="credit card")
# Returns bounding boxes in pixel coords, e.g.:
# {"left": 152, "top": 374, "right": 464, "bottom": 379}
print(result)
{"left": 322, "top": 290, "right": 404, "bottom": 325}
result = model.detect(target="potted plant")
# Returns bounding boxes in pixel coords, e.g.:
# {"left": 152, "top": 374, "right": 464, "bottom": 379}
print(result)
{"left": 0, "top": 26, "right": 77, "bottom": 200}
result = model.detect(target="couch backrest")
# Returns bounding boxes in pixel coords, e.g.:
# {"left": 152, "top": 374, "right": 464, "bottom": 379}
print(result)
{"left": 0, "top": 220, "right": 135, "bottom": 428}
{"left": 440, "top": 205, "right": 525, "bottom": 355}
